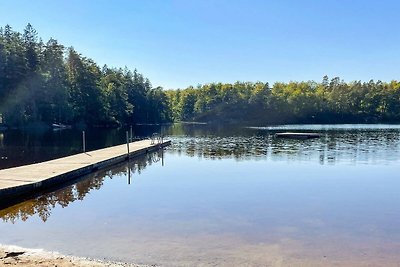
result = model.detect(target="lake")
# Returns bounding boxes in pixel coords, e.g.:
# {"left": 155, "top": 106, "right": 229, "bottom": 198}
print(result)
{"left": 1, "top": 124, "right": 400, "bottom": 266}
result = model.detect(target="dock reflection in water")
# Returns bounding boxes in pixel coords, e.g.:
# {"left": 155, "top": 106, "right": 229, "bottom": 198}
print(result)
{"left": 0, "top": 150, "right": 164, "bottom": 223}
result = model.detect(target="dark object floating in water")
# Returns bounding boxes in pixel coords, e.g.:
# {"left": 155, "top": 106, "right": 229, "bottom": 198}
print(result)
{"left": 275, "top": 132, "right": 321, "bottom": 139}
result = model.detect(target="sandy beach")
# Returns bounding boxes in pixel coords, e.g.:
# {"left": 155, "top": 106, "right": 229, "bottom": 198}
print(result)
{"left": 0, "top": 245, "right": 148, "bottom": 267}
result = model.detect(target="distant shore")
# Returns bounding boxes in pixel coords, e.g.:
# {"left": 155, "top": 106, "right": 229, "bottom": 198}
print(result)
{"left": 0, "top": 244, "right": 148, "bottom": 267}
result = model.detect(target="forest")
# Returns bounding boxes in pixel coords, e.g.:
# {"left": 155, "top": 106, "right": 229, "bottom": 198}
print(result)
{"left": 0, "top": 24, "right": 171, "bottom": 127}
{"left": 1, "top": 24, "right": 400, "bottom": 128}
{"left": 167, "top": 78, "right": 400, "bottom": 124}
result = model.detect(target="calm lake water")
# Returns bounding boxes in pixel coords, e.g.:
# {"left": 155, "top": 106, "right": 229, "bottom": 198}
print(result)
{"left": 1, "top": 124, "right": 400, "bottom": 266}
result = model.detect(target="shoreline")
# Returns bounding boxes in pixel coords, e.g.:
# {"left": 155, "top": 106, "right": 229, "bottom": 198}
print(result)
{"left": 0, "top": 244, "right": 150, "bottom": 267}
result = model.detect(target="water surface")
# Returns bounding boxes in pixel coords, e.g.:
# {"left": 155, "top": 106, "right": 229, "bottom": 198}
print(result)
{"left": 1, "top": 124, "right": 400, "bottom": 266}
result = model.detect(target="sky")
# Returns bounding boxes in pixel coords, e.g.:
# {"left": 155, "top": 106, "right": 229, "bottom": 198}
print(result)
{"left": 0, "top": 0, "right": 399, "bottom": 89}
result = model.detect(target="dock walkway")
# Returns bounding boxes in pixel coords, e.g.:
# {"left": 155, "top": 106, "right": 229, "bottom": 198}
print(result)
{"left": 0, "top": 139, "right": 170, "bottom": 204}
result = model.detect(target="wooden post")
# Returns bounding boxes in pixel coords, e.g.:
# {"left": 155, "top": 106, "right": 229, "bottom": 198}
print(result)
{"left": 82, "top": 131, "right": 86, "bottom": 153}
{"left": 130, "top": 125, "right": 133, "bottom": 142}
{"left": 126, "top": 131, "right": 130, "bottom": 156}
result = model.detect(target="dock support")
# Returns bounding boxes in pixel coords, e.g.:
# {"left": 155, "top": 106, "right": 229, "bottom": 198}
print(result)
{"left": 82, "top": 131, "right": 86, "bottom": 153}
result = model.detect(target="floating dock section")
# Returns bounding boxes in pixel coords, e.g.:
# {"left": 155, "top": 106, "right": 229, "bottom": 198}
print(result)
{"left": 0, "top": 139, "right": 170, "bottom": 205}
{"left": 275, "top": 132, "right": 321, "bottom": 139}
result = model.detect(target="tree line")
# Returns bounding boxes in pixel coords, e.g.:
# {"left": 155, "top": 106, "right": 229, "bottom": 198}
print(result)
{"left": 2, "top": 24, "right": 400, "bottom": 127}
{"left": 166, "top": 77, "right": 400, "bottom": 124}
{"left": 0, "top": 24, "right": 172, "bottom": 127}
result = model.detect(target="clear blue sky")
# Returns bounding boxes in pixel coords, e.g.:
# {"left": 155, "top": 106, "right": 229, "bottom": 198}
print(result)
{"left": 1, "top": 0, "right": 399, "bottom": 89}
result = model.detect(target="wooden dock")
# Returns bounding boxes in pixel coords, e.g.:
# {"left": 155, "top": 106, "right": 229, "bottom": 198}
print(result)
{"left": 0, "top": 139, "right": 170, "bottom": 205}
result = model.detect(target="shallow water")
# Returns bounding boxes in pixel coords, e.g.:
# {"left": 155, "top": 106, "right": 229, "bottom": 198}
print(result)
{"left": 1, "top": 124, "right": 400, "bottom": 266}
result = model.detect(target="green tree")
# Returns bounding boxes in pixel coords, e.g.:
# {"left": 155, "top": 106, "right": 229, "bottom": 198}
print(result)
{"left": 180, "top": 88, "right": 197, "bottom": 120}
{"left": 0, "top": 25, "right": 27, "bottom": 125}
{"left": 101, "top": 66, "right": 133, "bottom": 125}
{"left": 66, "top": 47, "right": 107, "bottom": 125}
{"left": 40, "top": 38, "right": 71, "bottom": 123}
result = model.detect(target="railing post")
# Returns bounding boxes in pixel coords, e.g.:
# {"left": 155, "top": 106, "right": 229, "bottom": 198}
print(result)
{"left": 82, "top": 131, "right": 86, "bottom": 153}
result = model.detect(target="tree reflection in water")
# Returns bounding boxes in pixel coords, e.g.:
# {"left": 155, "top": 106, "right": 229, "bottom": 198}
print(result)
{"left": 168, "top": 129, "right": 400, "bottom": 164}
{"left": 0, "top": 151, "right": 163, "bottom": 223}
